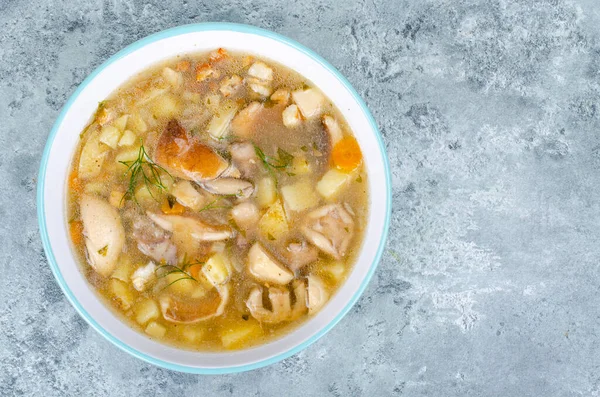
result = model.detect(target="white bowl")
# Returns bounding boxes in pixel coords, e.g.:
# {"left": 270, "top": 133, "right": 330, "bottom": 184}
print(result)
{"left": 37, "top": 23, "right": 391, "bottom": 374}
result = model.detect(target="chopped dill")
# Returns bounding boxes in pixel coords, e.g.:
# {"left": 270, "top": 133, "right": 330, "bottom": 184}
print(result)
{"left": 119, "top": 141, "right": 173, "bottom": 205}
{"left": 155, "top": 255, "right": 205, "bottom": 289}
{"left": 97, "top": 245, "right": 108, "bottom": 256}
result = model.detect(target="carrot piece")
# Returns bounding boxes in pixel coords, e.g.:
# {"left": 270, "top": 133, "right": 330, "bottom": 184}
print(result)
{"left": 161, "top": 199, "right": 185, "bottom": 215}
{"left": 69, "top": 221, "right": 84, "bottom": 246}
{"left": 331, "top": 136, "right": 362, "bottom": 172}
{"left": 68, "top": 171, "right": 82, "bottom": 193}
{"left": 176, "top": 60, "right": 190, "bottom": 72}
{"left": 209, "top": 48, "right": 228, "bottom": 62}
{"left": 188, "top": 264, "right": 203, "bottom": 280}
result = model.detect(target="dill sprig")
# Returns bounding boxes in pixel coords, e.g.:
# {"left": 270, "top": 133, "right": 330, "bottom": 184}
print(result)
{"left": 197, "top": 193, "right": 241, "bottom": 213}
{"left": 253, "top": 144, "right": 294, "bottom": 184}
{"left": 155, "top": 255, "right": 205, "bottom": 289}
{"left": 119, "top": 141, "right": 173, "bottom": 205}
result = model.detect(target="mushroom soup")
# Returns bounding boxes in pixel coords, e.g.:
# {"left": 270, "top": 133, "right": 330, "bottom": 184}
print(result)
{"left": 66, "top": 49, "right": 368, "bottom": 350}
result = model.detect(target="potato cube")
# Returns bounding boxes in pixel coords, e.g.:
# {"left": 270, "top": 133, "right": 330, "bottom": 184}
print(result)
{"left": 248, "top": 62, "right": 273, "bottom": 81}
{"left": 270, "top": 88, "right": 290, "bottom": 104}
{"left": 113, "top": 115, "right": 129, "bottom": 131}
{"left": 115, "top": 147, "right": 140, "bottom": 164}
{"left": 151, "top": 94, "right": 181, "bottom": 119}
{"left": 282, "top": 104, "right": 301, "bottom": 128}
{"left": 292, "top": 88, "right": 324, "bottom": 119}
{"left": 135, "top": 299, "right": 160, "bottom": 325}
{"left": 219, "top": 75, "right": 242, "bottom": 97}
{"left": 171, "top": 180, "right": 205, "bottom": 211}
{"left": 110, "top": 260, "right": 131, "bottom": 282}
{"left": 180, "top": 326, "right": 204, "bottom": 343}
{"left": 249, "top": 81, "right": 272, "bottom": 97}
{"left": 256, "top": 177, "right": 276, "bottom": 208}
{"left": 291, "top": 155, "right": 311, "bottom": 175}
{"left": 162, "top": 67, "right": 183, "bottom": 88}
{"left": 118, "top": 130, "right": 136, "bottom": 147}
{"left": 202, "top": 253, "right": 231, "bottom": 286}
{"left": 79, "top": 135, "right": 109, "bottom": 179}
{"left": 145, "top": 321, "right": 166, "bottom": 338}
{"left": 220, "top": 321, "right": 262, "bottom": 349}
{"left": 317, "top": 169, "right": 353, "bottom": 199}
{"left": 207, "top": 101, "right": 239, "bottom": 140}
{"left": 281, "top": 179, "right": 319, "bottom": 212}
{"left": 258, "top": 200, "right": 289, "bottom": 240}
{"left": 109, "top": 279, "right": 134, "bottom": 310}
{"left": 324, "top": 262, "right": 346, "bottom": 282}
{"left": 127, "top": 113, "right": 147, "bottom": 134}
{"left": 109, "top": 190, "right": 125, "bottom": 208}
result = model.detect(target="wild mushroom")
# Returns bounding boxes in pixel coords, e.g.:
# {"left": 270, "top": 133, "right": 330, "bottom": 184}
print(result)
{"left": 131, "top": 215, "right": 178, "bottom": 265}
{"left": 282, "top": 241, "right": 319, "bottom": 271}
{"left": 147, "top": 212, "right": 234, "bottom": 242}
{"left": 247, "top": 243, "right": 294, "bottom": 285}
{"left": 201, "top": 178, "right": 254, "bottom": 199}
{"left": 154, "top": 119, "right": 229, "bottom": 182}
{"left": 131, "top": 261, "right": 157, "bottom": 292}
{"left": 231, "top": 202, "right": 260, "bottom": 231}
{"left": 79, "top": 195, "right": 125, "bottom": 277}
{"left": 231, "top": 102, "right": 263, "bottom": 138}
{"left": 301, "top": 204, "right": 354, "bottom": 259}
{"left": 307, "top": 275, "right": 329, "bottom": 314}
{"left": 246, "top": 280, "right": 307, "bottom": 323}
{"left": 322, "top": 115, "right": 343, "bottom": 147}
{"left": 160, "top": 284, "right": 229, "bottom": 324}
{"left": 229, "top": 141, "right": 259, "bottom": 177}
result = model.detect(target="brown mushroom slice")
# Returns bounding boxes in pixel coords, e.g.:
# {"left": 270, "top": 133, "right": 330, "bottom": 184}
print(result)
{"left": 283, "top": 241, "right": 319, "bottom": 272}
{"left": 80, "top": 195, "right": 125, "bottom": 277}
{"left": 147, "top": 212, "right": 234, "bottom": 242}
{"left": 307, "top": 275, "right": 329, "bottom": 314}
{"left": 154, "top": 119, "right": 229, "bottom": 182}
{"left": 131, "top": 215, "right": 178, "bottom": 265}
{"left": 301, "top": 204, "right": 354, "bottom": 260}
{"left": 247, "top": 243, "right": 294, "bottom": 285}
{"left": 160, "top": 284, "right": 229, "bottom": 324}
{"left": 290, "top": 279, "right": 308, "bottom": 320}
{"left": 201, "top": 178, "right": 254, "bottom": 199}
{"left": 246, "top": 287, "right": 291, "bottom": 324}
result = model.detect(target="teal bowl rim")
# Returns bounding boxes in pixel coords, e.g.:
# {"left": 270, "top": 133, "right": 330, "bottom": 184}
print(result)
{"left": 36, "top": 22, "right": 392, "bottom": 374}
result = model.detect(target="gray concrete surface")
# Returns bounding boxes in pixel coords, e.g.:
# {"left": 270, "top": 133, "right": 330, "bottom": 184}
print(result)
{"left": 1, "top": 0, "right": 600, "bottom": 395}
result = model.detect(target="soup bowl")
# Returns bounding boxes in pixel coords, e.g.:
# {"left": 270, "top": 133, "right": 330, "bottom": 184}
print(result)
{"left": 37, "top": 23, "right": 391, "bottom": 373}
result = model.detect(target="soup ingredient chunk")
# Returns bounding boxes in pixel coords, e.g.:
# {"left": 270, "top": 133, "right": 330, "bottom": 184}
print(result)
{"left": 301, "top": 204, "right": 354, "bottom": 259}
{"left": 155, "top": 119, "right": 229, "bottom": 182}
{"left": 147, "top": 212, "right": 234, "bottom": 242}
{"left": 160, "top": 284, "right": 230, "bottom": 324}
{"left": 247, "top": 243, "right": 294, "bottom": 284}
{"left": 307, "top": 275, "right": 329, "bottom": 314}
{"left": 332, "top": 136, "right": 362, "bottom": 172}
{"left": 79, "top": 195, "right": 125, "bottom": 277}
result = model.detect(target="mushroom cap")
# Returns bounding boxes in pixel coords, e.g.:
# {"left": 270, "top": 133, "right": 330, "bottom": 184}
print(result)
{"left": 160, "top": 284, "right": 230, "bottom": 324}
{"left": 247, "top": 243, "right": 294, "bottom": 285}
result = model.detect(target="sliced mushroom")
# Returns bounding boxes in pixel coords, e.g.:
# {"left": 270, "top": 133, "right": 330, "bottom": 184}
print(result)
{"left": 231, "top": 202, "right": 260, "bottom": 231}
{"left": 170, "top": 180, "right": 206, "bottom": 211}
{"left": 247, "top": 243, "right": 294, "bottom": 285}
{"left": 160, "top": 284, "right": 229, "bottom": 324}
{"left": 231, "top": 102, "right": 263, "bottom": 138}
{"left": 292, "top": 88, "right": 324, "bottom": 119}
{"left": 155, "top": 119, "right": 229, "bottom": 182}
{"left": 247, "top": 62, "right": 273, "bottom": 81}
{"left": 147, "top": 212, "right": 234, "bottom": 241}
{"left": 301, "top": 204, "right": 354, "bottom": 260}
{"left": 229, "top": 141, "right": 259, "bottom": 177}
{"left": 282, "top": 241, "right": 319, "bottom": 271}
{"left": 322, "top": 115, "right": 343, "bottom": 147}
{"left": 201, "top": 178, "right": 254, "bottom": 199}
{"left": 219, "top": 75, "right": 242, "bottom": 97}
{"left": 131, "top": 215, "right": 178, "bottom": 265}
{"left": 290, "top": 279, "right": 308, "bottom": 320}
{"left": 79, "top": 195, "right": 125, "bottom": 277}
{"left": 246, "top": 287, "right": 290, "bottom": 323}
{"left": 131, "top": 261, "right": 157, "bottom": 292}
{"left": 307, "top": 275, "right": 329, "bottom": 314}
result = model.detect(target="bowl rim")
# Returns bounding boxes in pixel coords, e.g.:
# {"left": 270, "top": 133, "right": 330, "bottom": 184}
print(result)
{"left": 37, "top": 22, "right": 392, "bottom": 374}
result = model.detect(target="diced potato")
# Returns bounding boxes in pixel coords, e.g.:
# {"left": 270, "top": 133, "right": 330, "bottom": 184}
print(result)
{"left": 111, "top": 260, "right": 132, "bottom": 283}
{"left": 113, "top": 115, "right": 129, "bottom": 131}
{"left": 211, "top": 241, "right": 226, "bottom": 253}
{"left": 249, "top": 81, "right": 272, "bottom": 97}
{"left": 145, "top": 321, "right": 166, "bottom": 338}
{"left": 270, "top": 88, "right": 290, "bottom": 104}
{"left": 162, "top": 67, "right": 183, "bottom": 88}
{"left": 138, "top": 88, "right": 168, "bottom": 106}
{"left": 204, "top": 94, "right": 221, "bottom": 113}
{"left": 281, "top": 179, "right": 319, "bottom": 212}
{"left": 115, "top": 147, "right": 140, "bottom": 164}
{"left": 322, "top": 115, "right": 343, "bottom": 146}
{"left": 134, "top": 185, "right": 160, "bottom": 208}
{"left": 291, "top": 155, "right": 311, "bottom": 175}
{"left": 248, "top": 62, "right": 273, "bottom": 81}
{"left": 231, "top": 202, "right": 260, "bottom": 231}
{"left": 256, "top": 177, "right": 276, "bottom": 208}
{"left": 171, "top": 180, "right": 205, "bottom": 210}
{"left": 258, "top": 200, "right": 289, "bottom": 240}
{"left": 180, "top": 325, "right": 204, "bottom": 343}
{"left": 108, "top": 190, "right": 124, "bottom": 208}
{"left": 220, "top": 321, "right": 262, "bottom": 349}
{"left": 127, "top": 113, "right": 148, "bottom": 134}
{"left": 98, "top": 125, "right": 121, "bottom": 149}
{"left": 282, "top": 104, "right": 302, "bottom": 128}
{"left": 316, "top": 169, "right": 353, "bottom": 199}
{"left": 207, "top": 101, "right": 239, "bottom": 140}
{"left": 109, "top": 279, "right": 134, "bottom": 310}
{"left": 135, "top": 299, "right": 160, "bottom": 325}
{"left": 196, "top": 64, "right": 219, "bottom": 82}
{"left": 151, "top": 94, "right": 181, "bottom": 119}
{"left": 323, "top": 262, "right": 346, "bottom": 282}
{"left": 183, "top": 91, "right": 202, "bottom": 103}
{"left": 231, "top": 102, "right": 262, "bottom": 138}
{"left": 292, "top": 88, "right": 324, "bottom": 119}
{"left": 202, "top": 253, "right": 231, "bottom": 286}
{"left": 219, "top": 75, "right": 242, "bottom": 97}
{"left": 118, "top": 130, "right": 136, "bottom": 147}
{"left": 79, "top": 135, "right": 109, "bottom": 179}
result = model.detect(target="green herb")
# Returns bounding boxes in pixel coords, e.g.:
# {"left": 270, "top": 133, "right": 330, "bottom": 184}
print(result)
{"left": 267, "top": 233, "right": 276, "bottom": 241}
{"left": 300, "top": 146, "right": 308, "bottom": 152}
{"left": 286, "top": 172, "right": 296, "bottom": 177}
{"left": 242, "top": 314, "right": 249, "bottom": 321}
{"left": 254, "top": 144, "right": 294, "bottom": 172}
{"left": 97, "top": 245, "right": 108, "bottom": 256}
{"left": 155, "top": 255, "right": 205, "bottom": 289}
{"left": 277, "top": 148, "right": 294, "bottom": 165}
{"left": 312, "top": 142, "right": 319, "bottom": 151}
{"left": 356, "top": 175, "right": 363, "bottom": 183}
{"left": 198, "top": 194, "right": 238, "bottom": 213}
{"left": 119, "top": 141, "right": 173, "bottom": 205}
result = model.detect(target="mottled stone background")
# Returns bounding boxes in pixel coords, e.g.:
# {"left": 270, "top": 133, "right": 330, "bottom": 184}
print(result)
{"left": 1, "top": 0, "right": 600, "bottom": 395}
